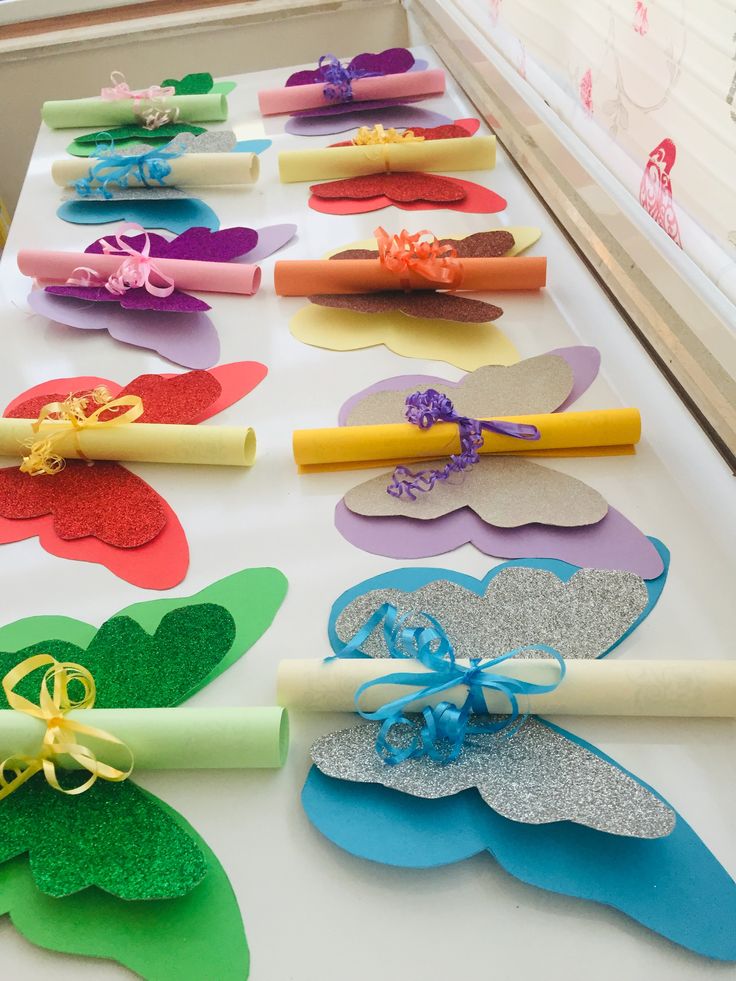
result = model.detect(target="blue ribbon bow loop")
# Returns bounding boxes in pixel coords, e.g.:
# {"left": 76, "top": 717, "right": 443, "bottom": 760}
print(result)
{"left": 327, "top": 603, "right": 566, "bottom": 766}
{"left": 74, "top": 135, "right": 188, "bottom": 200}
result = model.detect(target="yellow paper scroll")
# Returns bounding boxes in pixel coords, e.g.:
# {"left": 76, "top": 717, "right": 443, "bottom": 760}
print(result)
{"left": 278, "top": 136, "right": 496, "bottom": 183}
{"left": 0, "top": 418, "right": 256, "bottom": 467}
{"left": 292, "top": 408, "right": 641, "bottom": 472}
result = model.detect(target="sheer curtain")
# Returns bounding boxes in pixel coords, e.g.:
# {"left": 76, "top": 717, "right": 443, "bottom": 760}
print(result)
{"left": 455, "top": 0, "right": 736, "bottom": 306}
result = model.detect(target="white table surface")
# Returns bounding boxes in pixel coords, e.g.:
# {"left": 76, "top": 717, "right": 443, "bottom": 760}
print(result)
{"left": 0, "top": 50, "right": 734, "bottom": 981}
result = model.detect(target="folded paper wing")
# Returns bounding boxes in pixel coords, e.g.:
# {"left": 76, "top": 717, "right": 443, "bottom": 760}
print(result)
{"left": 293, "top": 408, "right": 641, "bottom": 471}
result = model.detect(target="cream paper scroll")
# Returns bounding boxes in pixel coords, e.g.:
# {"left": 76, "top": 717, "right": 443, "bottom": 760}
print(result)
{"left": 52, "top": 153, "right": 259, "bottom": 189}
{"left": 277, "top": 659, "right": 736, "bottom": 718}
{"left": 0, "top": 418, "right": 256, "bottom": 467}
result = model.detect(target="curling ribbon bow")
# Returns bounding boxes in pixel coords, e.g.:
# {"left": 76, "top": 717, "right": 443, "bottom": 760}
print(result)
{"left": 67, "top": 223, "right": 176, "bottom": 299}
{"left": 387, "top": 388, "right": 541, "bottom": 499}
{"left": 375, "top": 226, "right": 462, "bottom": 288}
{"left": 0, "top": 654, "right": 133, "bottom": 800}
{"left": 20, "top": 387, "right": 144, "bottom": 477}
{"left": 100, "top": 70, "right": 175, "bottom": 103}
{"left": 74, "top": 136, "right": 186, "bottom": 199}
{"left": 318, "top": 54, "right": 378, "bottom": 102}
{"left": 328, "top": 603, "right": 566, "bottom": 765}
{"left": 352, "top": 124, "right": 424, "bottom": 145}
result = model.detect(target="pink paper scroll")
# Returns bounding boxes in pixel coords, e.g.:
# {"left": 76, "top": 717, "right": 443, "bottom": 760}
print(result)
{"left": 258, "top": 69, "right": 446, "bottom": 116}
{"left": 17, "top": 250, "right": 261, "bottom": 296}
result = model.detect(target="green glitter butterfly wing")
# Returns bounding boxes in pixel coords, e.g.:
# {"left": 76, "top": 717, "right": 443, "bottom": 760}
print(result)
{"left": 161, "top": 72, "right": 214, "bottom": 95}
{"left": 0, "top": 779, "right": 206, "bottom": 900}
{"left": 0, "top": 794, "right": 249, "bottom": 981}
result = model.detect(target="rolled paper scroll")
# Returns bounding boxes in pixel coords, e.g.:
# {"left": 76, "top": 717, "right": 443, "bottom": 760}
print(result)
{"left": 278, "top": 136, "right": 495, "bottom": 183}
{"left": 278, "top": 659, "right": 736, "bottom": 718}
{"left": 292, "top": 408, "right": 641, "bottom": 471}
{"left": 42, "top": 93, "right": 228, "bottom": 129}
{"left": 0, "top": 706, "right": 288, "bottom": 769}
{"left": 52, "top": 153, "right": 260, "bottom": 189}
{"left": 258, "top": 68, "right": 445, "bottom": 115}
{"left": 274, "top": 256, "right": 546, "bottom": 295}
{"left": 18, "top": 249, "right": 261, "bottom": 295}
{"left": 0, "top": 418, "right": 256, "bottom": 467}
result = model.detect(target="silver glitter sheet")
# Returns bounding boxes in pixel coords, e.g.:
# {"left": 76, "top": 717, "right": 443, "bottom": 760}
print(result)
{"left": 311, "top": 716, "right": 675, "bottom": 838}
{"left": 62, "top": 187, "right": 185, "bottom": 201}
{"left": 115, "top": 131, "right": 237, "bottom": 157}
{"left": 334, "top": 567, "right": 649, "bottom": 660}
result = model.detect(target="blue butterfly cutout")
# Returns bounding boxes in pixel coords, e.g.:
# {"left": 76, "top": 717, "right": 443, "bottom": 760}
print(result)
{"left": 304, "top": 540, "right": 736, "bottom": 961}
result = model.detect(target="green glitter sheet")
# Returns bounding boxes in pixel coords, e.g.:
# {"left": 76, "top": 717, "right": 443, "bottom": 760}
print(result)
{"left": 0, "top": 567, "right": 287, "bottom": 979}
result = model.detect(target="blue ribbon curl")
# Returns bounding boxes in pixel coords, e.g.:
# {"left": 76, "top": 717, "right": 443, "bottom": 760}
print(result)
{"left": 328, "top": 603, "right": 566, "bottom": 766}
{"left": 73, "top": 134, "right": 187, "bottom": 200}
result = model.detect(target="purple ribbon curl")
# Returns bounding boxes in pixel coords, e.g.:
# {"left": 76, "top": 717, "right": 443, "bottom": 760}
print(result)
{"left": 318, "top": 54, "right": 377, "bottom": 103}
{"left": 386, "top": 388, "right": 541, "bottom": 501}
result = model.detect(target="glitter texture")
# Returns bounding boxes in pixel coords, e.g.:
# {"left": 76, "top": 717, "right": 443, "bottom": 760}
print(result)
{"left": 309, "top": 290, "right": 502, "bottom": 323}
{"left": 310, "top": 716, "right": 675, "bottom": 838}
{"left": 0, "top": 777, "right": 207, "bottom": 900}
{"left": 310, "top": 172, "right": 467, "bottom": 203}
{"left": 334, "top": 566, "right": 649, "bottom": 660}
{"left": 0, "top": 462, "right": 167, "bottom": 548}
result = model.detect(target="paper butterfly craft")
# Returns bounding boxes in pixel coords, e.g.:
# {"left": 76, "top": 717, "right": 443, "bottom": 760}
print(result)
{"left": 58, "top": 130, "right": 270, "bottom": 233}
{"left": 333, "top": 349, "right": 665, "bottom": 578}
{"left": 0, "top": 363, "right": 266, "bottom": 588}
{"left": 64, "top": 71, "right": 237, "bottom": 155}
{"left": 307, "top": 120, "right": 505, "bottom": 215}
{"left": 0, "top": 567, "right": 287, "bottom": 980}
{"left": 289, "top": 228, "right": 542, "bottom": 368}
{"left": 302, "top": 554, "right": 736, "bottom": 961}
{"left": 282, "top": 48, "right": 446, "bottom": 136}
{"left": 28, "top": 224, "right": 296, "bottom": 367}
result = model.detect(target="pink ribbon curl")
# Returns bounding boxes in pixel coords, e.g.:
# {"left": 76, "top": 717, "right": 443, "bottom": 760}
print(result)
{"left": 67, "top": 223, "right": 176, "bottom": 299}
{"left": 100, "top": 71, "right": 175, "bottom": 104}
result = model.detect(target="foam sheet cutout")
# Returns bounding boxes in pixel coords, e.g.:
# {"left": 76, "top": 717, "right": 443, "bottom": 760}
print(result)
{"left": 0, "top": 363, "right": 267, "bottom": 588}
{"left": 303, "top": 550, "right": 736, "bottom": 961}
{"left": 309, "top": 172, "right": 507, "bottom": 215}
{"left": 28, "top": 225, "right": 296, "bottom": 367}
{"left": 288, "top": 228, "right": 541, "bottom": 368}
{"left": 0, "top": 567, "right": 288, "bottom": 979}
{"left": 286, "top": 105, "right": 454, "bottom": 137}
{"left": 57, "top": 198, "right": 221, "bottom": 234}
{"left": 333, "top": 349, "right": 665, "bottom": 578}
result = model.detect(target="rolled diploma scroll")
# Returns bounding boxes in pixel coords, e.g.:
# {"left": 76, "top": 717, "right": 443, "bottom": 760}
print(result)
{"left": 278, "top": 136, "right": 495, "bottom": 183}
{"left": 274, "top": 256, "right": 546, "bottom": 295}
{"left": 18, "top": 250, "right": 261, "bottom": 295}
{"left": 42, "top": 93, "right": 228, "bottom": 129}
{"left": 0, "top": 418, "right": 256, "bottom": 467}
{"left": 52, "top": 153, "right": 259, "bottom": 189}
{"left": 0, "top": 707, "right": 288, "bottom": 769}
{"left": 292, "top": 408, "right": 641, "bottom": 470}
{"left": 259, "top": 68, "right": 446, "bottom": 115}
{"left": 278, "top": 660, "right": 736, "bottom": 718}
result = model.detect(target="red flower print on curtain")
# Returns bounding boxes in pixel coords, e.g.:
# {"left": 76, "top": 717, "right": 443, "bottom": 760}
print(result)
{"left": 633, "top": 2, "right": 649, "bottom": 36}
{"left": 579, "top": 69, "right": 593, "bottom": 114}
{"left": 639, "top": 138, "right": 682, "bottom": 248}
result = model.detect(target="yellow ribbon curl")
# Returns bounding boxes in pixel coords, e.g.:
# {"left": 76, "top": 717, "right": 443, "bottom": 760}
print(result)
{"left": 352, "top": 124, "right": 425, "bottom": 146}
{"left": 0, "top": 654, "right": 133, "bottom": 801}
{"left": 20, "top": 387, "right": 144, "bottom": 477}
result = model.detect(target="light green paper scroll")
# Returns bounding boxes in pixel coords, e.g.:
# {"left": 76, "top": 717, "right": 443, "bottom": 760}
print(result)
{"left": 0, "top": 706, "right": 288, "bottom": 769}
{"left": 42, "top": 93, "right": 228, "bottom": 129}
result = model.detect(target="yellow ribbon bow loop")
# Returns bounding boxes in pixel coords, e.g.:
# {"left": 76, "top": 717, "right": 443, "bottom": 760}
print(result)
{"left": 352, "top": 124, "right": 425, "bottom": 146}
{"left": 19, "top": 388, "right": 145, "bottom": 477}
{"left": 0, "top": 654, "right": 134, "bottom": 801}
